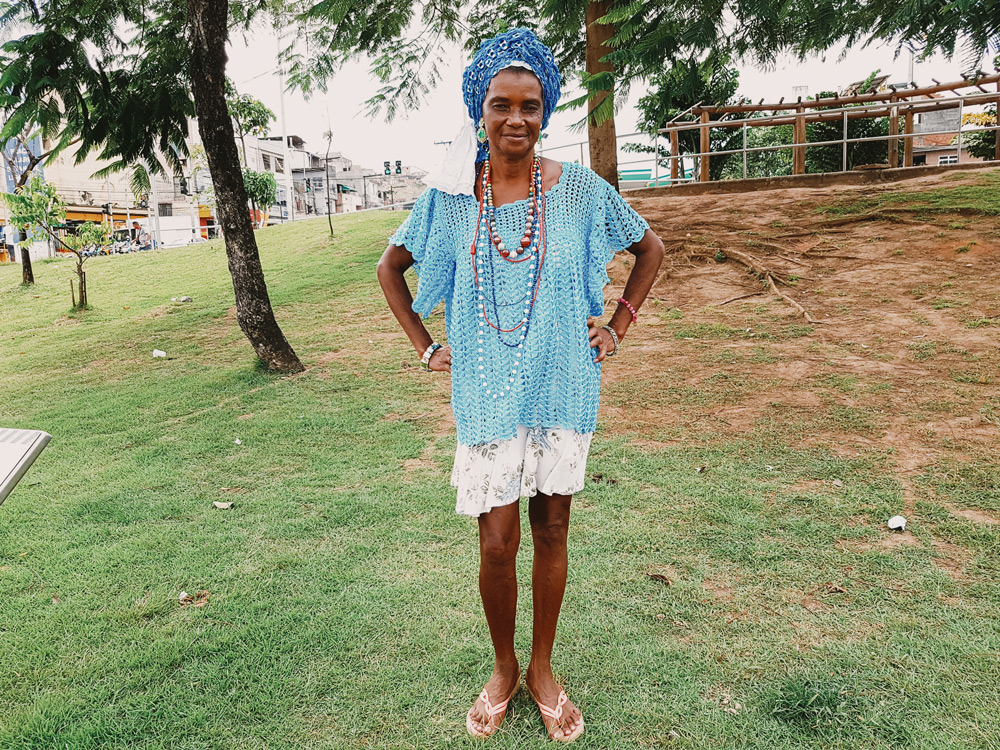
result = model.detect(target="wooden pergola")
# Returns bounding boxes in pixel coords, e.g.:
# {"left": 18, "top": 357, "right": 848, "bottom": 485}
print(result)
{"left": 661, "top": 72, "right": 1000, "bottom": 182}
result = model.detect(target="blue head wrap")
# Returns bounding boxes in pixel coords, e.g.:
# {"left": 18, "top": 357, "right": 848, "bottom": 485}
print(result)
{"left": 462, "top": 28, "right": 562, "bottom": 162}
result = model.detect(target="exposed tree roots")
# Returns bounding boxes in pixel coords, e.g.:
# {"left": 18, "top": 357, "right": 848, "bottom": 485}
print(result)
{"left": 708, "top": 248, "right": 822, "bottom": 323}
{"left": 719, "top": 291, "right": 766, "bottom": 306}
{"left": 766, "top": 273, "right": 820, "bottom": 324}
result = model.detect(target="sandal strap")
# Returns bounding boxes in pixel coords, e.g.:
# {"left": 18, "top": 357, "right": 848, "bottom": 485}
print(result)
{"left": 477, "top": 688, "right": 512, "bottom": 719}
{"left": 537, "top": 690, "right": 568, "bottom": 722}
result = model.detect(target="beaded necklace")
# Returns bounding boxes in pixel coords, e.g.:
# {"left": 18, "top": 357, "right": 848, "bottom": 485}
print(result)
{"left": 469, "top": 154, "right": 548, "bottom": 398}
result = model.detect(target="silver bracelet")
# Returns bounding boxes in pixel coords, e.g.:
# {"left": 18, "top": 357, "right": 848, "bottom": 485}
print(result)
{"left": 600, "top": 325, "right": 620, "bottom": 357}
{"left": 420, "top": 342, "right": 442, "bottom": 370}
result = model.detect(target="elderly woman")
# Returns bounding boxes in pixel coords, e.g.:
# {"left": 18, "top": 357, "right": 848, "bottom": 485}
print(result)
{"left": 377, "top": 28, "right": 664, "bottom": 742}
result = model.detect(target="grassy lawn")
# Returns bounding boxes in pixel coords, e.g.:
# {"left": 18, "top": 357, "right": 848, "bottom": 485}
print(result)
{"left": 816, "top": 169, "right": 1000, "bottom": 217}
{"left": 1, "top": 210, "right": 998, "bottom": 749}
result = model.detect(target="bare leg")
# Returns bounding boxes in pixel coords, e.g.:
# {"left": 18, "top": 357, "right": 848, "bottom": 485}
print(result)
{"left": 468, "top": 501, "right": 521, "bottom": 735}
{"left": 525, "top": 492, "right": 583, "bottom": 740}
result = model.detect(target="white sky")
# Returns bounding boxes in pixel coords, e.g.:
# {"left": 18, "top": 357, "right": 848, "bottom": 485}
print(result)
{"left": 227, "top": 29, "right": 982, "bottom": 175}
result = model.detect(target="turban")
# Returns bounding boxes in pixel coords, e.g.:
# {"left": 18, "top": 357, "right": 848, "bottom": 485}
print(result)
{"left": 425, "top": 28, "right": 562, "bottom": 196}
{"left": 462, "top": 28, "right": 562, "bottom": 162}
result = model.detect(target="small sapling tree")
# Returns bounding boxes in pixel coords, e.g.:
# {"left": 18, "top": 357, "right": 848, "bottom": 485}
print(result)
{"left": 61, "top": 221, "right": 112, "bottom": 308}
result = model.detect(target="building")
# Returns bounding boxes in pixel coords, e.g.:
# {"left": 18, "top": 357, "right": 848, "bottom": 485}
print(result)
{"left": 910, "top": 107, "right": 982, "bottom": 166}
{"left": 837, "top": 78, "right": 983, "bottom": 167}
{"left": 244, "top": 134, "right": 427, "bottom": 220}
{"left": 2, "top": 115, "right": 425, "bottom": 264}
{"left": 1, "top": 130, "right": 213, "bottom": 262}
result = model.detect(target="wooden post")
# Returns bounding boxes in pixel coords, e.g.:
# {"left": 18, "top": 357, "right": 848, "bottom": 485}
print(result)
{"left": 903, "top": 109, "right": 914, "bottom": 167}
{"left": 670, "top": 129, "right": 679, "bottom": 181}
{"left": 995, "top": 82, "right": 1000, "bottom": 161}
{"left": 888, "top": 95, "right": 899, "bottom": 168}
{"left": 699, "top": 111, "right": 710, "bottom": 182}
{"left": 793, "top": 105, "right": 806, "bottom": 175}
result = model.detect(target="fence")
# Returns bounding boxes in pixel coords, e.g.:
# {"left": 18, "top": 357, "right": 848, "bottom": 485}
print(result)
{"left": 540, "top": 72, "right": 1000, "bottom": 188}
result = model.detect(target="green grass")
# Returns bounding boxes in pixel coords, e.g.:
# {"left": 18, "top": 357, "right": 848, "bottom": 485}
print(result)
{"left": 818, "top": 169, "right": 1000, "bottom": 217}
{"left": 2, "top": 213, "right": 999, "bottom": 749}
{"left": 908, "top": 340, "right": 938, "bottom": 362}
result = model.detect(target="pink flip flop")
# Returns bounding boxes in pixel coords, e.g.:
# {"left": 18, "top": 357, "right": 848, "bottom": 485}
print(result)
{"left": 528, "top": 686, "right": 585, "bottom": 743}
{"left": 466, "top": 680, "right": 521, "bottom": 738}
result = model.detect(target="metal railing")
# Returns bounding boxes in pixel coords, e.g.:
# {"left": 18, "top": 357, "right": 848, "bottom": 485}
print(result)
{"left": 539, "top": 74, "right": 1000, "bottom": 188}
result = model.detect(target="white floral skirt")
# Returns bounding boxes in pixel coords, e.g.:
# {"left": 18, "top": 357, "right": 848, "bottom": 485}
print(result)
{"left": 451, "top": 426, "right": 593, "bottom": 517}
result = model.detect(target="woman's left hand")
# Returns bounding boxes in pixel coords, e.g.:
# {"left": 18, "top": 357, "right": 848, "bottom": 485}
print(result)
{"left": 587, "top": 318, "right": 616, "bottom": 363}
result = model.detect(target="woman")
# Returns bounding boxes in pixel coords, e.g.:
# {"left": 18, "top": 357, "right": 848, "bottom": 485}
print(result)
{"left": 377, "top": 28, "right": 664, "bottom": 742}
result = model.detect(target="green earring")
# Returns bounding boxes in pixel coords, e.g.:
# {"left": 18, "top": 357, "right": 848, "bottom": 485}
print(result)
{"left": 476, "top": 118, "right": 487, "bottom": 144}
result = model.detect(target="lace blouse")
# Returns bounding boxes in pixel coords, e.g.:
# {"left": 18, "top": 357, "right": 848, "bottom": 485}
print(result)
{"left": 389, "top": 162, "right": 649, "bottom": 445}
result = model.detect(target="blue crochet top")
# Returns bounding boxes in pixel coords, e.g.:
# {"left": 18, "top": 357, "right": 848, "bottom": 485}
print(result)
{"left": 389, "top": 162, "right": 649, "bottom": 446}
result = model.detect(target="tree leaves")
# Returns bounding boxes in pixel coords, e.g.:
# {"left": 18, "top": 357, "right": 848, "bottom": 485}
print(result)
{"left": 243, "top": 167, "right": 278, "bottom": 212}
{"left": 0, "top": 1, "right": 194, "bottom": 184}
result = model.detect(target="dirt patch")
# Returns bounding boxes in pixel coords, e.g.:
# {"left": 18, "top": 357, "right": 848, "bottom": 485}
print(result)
{"left": 703, "top": 577, "right": 735, "bottom": 601}
{"left": 932, "top": 538, "right": 970, "bottom": 580}
{"left": 403, "top": 457, "right": 438, "bottom": 473}
{"left": 874, "top": 532, "right": 921, "bottom": 550}
{"left": 841, "top": 531, "right": 921, "bottom": 553}
{"left": 600, "top": 168, "right": 1000, "bottom": 508}
{"left": 943, "top": 505, "right": 1000, "bottom": 525}
{"left": 136, "top": 304, "right": 171, "bottom": 320}
{"left": 800, "top": 596, "right": 834, "bottom": 614}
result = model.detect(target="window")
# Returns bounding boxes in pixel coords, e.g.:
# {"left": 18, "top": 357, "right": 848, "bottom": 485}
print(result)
{"left": 158, "top": 203, "right": 173, "bottom": 217}
{"left": 262, "top": 154, "right": 271, "bottom": 170}
{"left": 313, "top": 178, "right": 323, "bottom": 190}
{"left": 937, "top": 155, "right": 959, "bottom": 165}
{"left": 275, "top": 157, "right": 284, "bottom": 174}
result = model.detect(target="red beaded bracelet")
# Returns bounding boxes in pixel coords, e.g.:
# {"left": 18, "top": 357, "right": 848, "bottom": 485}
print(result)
{"left": 617, "top": 297, "right": 638, "bottom": 323}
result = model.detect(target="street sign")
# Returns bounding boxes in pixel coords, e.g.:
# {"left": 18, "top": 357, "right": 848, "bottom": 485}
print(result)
{"left": 0, "top": 428, "right": 52, "bottom": 507}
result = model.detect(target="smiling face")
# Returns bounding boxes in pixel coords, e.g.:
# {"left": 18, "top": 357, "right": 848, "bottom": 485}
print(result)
{"left": 482, "top": 67, "right": 544, "bottom": 161}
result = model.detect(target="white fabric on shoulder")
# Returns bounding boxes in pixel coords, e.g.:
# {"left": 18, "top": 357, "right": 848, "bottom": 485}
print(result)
{"left": 424, "top": 115, "right": 478, "bottom": 196}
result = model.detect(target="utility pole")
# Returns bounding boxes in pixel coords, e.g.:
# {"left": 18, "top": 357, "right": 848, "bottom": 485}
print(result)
{"left": 276, "top": 26, "right": 295, "bottom": 222}
{"left": 148, "top": 163, "right": 162, "bottom": 248}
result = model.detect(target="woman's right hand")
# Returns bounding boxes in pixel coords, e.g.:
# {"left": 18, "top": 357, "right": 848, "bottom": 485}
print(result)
{"left": 429, "top": 345, "right": 452, "bottom": 372}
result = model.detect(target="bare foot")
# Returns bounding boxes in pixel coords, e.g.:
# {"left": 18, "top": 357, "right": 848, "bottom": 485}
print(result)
{"left": 467, "top": 661, "right": 520, "bottom": 737}
{"left": 525, "top": 664, "right": 583, "bottom": 741}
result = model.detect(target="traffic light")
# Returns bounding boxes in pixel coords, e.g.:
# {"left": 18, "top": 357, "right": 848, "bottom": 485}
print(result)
{"left": 102, "top": 202, "right": 113, "bottom": 216}
{"left": 305, "top": 178, "right": 312, "bottom": 192}
{"left": 395, "top": 160, "right": 402, "bottom": 175}
{"left": 383, "top": 160, "right": 391, "bottom": 176}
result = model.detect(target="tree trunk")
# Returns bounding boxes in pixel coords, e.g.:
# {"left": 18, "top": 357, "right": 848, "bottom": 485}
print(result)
{"left": 78, "top": 267, "right": 87, "bottom": 308}
{"left": 186, "top": 0, "right": 303, "bottom": 373}
{"left": 585, "top": 0, "right": 618, "bottom": 190}
{"left": 21, "top": 246, "right": 34, "bottom": 285}
{"left": 325, "top": 140, "right": 334, "bottom": 237}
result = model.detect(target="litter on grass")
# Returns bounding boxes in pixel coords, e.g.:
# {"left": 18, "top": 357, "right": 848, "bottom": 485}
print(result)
{"left": 888, "top": 515, "right": 907, "bottom": 531}
{"left": 152, "top": 349, "right": 166, "bottom": 358}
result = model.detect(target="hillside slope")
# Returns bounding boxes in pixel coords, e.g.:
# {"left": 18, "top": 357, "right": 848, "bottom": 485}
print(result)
{"left": 608, "top": 168, "right": 999, "bottom": 532}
